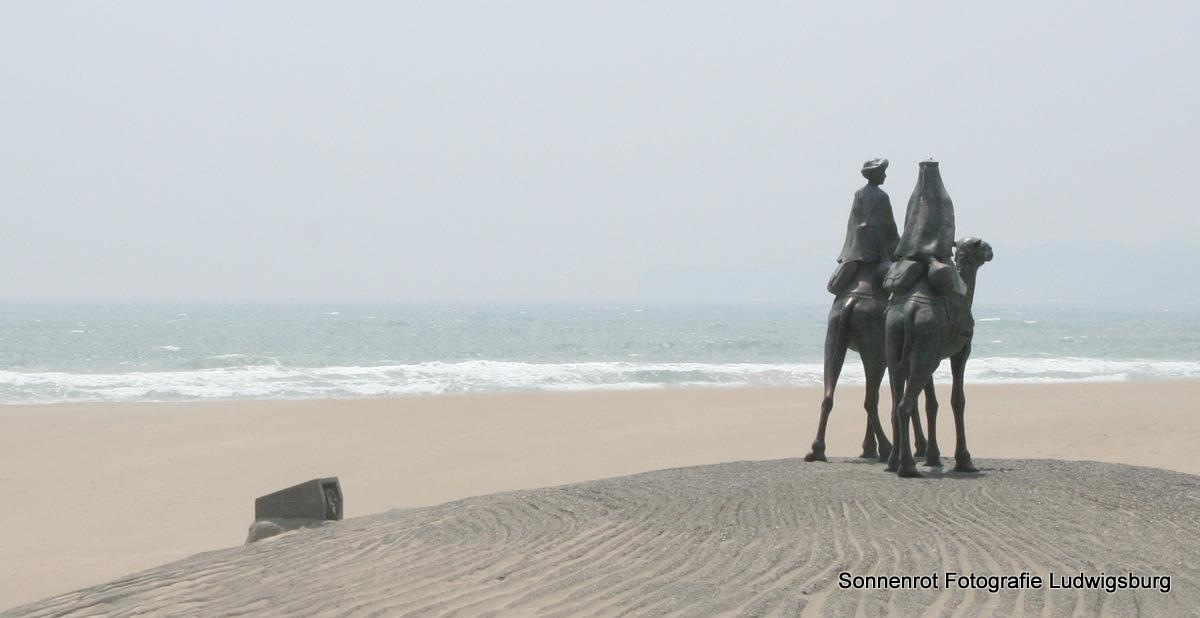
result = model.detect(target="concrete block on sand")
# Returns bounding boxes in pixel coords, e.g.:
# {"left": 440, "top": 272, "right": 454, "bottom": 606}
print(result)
{"left": 246, "top": 478, "right": 343, "bottom": 543}
{"left": 254, "top": 478, "right": 343, "bottom": 522}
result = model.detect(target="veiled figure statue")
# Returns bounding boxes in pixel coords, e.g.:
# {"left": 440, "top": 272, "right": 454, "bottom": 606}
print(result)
{"left": 805, "top": 158, "right": 934, "bottom": 463}
{"left": 883, "top": 160, "right": 993, "bottom": 477}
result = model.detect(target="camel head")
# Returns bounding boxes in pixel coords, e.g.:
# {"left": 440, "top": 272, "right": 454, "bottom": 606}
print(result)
{"left": 953, "top": 237, "right": 993, "bottom": 269}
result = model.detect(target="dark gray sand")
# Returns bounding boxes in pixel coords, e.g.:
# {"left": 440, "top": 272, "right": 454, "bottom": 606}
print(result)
{"left": 8, "top": 459, "right": 1199, "bottom": 617}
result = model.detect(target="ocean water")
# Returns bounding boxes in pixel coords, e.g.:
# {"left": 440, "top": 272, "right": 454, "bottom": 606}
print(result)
{"left": 1, "top": 302, "right": 1198, "bottom": 404}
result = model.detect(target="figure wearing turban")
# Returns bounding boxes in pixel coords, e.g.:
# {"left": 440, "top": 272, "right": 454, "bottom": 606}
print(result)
{"left": 836, "top": 158, "right": 900, "bottom": 264}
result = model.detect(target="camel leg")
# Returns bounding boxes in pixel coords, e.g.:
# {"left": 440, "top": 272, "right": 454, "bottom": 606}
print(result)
{"left": 951, "top": 343, "right": 978, "bottom": 473}
{"left": 884, "top": 365, "right": 905, "bottom": 473}
{"left": 895, "top": 360, "right": 935, "bottom": 478}
{"left": 911, "top": 384, "right": 928, "bottom": 458}
{"left": 923, "top": 381, "right": 941, "bottom": 466}
{"left": 859, "top": 340, "right": 891, "bottom": 462}
{"left": 806, "top": 302, "right": 851, "bottom": 462}
{"left": 860, "top": 418, "right": 876, "bottom": 458}
{"left": 884, "top": 315, "right": 904, "bottom": 473}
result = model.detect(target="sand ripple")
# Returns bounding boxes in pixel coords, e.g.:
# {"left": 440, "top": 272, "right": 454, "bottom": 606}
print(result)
{"left": 8, "top": 459, "right": 1199, "bottom": 617}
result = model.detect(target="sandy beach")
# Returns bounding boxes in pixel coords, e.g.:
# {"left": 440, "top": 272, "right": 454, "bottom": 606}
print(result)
{"left": 3, "top": 380, "right": 1199, "bottom": 611}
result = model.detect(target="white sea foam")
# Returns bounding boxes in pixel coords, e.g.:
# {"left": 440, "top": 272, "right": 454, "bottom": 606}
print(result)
{"left": 2, "top": 357, "right": 1199, "bottom": 404}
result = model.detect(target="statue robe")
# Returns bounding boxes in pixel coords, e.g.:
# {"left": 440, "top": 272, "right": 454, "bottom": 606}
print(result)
{"left": 836, "top": 183, "right": 899, "bottom": 263}
{"left": 896, "top": 161, "right": 955, "bottom": 260}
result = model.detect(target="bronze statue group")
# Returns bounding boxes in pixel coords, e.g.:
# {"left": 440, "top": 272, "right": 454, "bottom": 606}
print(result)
{"left": 804, "top": 159, "right": 993, "bottom": 478}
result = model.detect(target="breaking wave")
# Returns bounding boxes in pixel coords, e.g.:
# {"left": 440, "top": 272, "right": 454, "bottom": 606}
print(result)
{"left": 3, "top": 357, "right": 1198, "bottom": 404}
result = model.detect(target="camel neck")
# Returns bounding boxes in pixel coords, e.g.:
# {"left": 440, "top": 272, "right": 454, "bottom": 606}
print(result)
{"left": 958, "top": 263, "right": 980, "bottom": 307}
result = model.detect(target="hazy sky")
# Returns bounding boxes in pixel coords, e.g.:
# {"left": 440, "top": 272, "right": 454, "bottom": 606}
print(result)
{"left": 3, "top": 2, "right": 1197, "bottom": 302}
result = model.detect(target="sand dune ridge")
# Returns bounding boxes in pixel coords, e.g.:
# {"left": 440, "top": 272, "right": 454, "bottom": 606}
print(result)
{"left": 8, "top": 458, "right": 1199, "bottom": 617}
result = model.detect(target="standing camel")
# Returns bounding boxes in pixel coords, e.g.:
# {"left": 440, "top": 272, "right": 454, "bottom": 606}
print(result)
{"left": 885, "top": 236, "right": 993, "bottom": 477}
{"left": 804, "top": 158, "right": 931, "bottom": 463}
{"left": 803, "top": 263, "right": 936, "bottom": 463}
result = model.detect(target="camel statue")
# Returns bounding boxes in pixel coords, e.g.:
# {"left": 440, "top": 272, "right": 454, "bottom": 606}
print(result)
{"left": 802, "top": 260, "right": 937, "bottom": 463}
{"left": 804, "top": 158, "right": 933, "bottom": 464}
{"left": 884, "top": 236, "right": 993, "bottom": 477}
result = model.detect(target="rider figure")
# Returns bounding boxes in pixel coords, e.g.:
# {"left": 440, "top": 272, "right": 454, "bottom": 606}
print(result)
{"left": 895, "top": 159, "right": 964, "bottom": 295}
{"left": 837, "top": 158, "right": 899, "bottom": 265}
{"left": 828, "top": 158, "right": 899, "bottom": 295}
